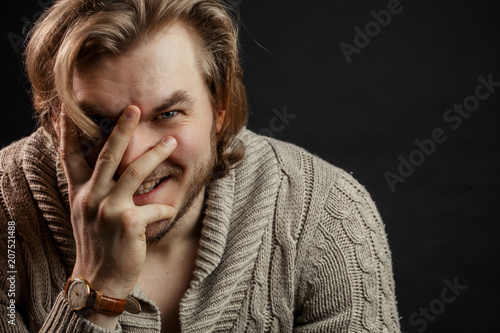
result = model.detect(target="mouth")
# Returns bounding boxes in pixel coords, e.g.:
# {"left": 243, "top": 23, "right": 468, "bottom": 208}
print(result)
{"left": 133, "top": 177, "right": 168, "bottom": 196}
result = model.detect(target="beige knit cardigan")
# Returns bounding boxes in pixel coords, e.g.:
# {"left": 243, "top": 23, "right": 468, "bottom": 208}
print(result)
{"left": 0, "top": 128, "right": 400, "bottom": 332}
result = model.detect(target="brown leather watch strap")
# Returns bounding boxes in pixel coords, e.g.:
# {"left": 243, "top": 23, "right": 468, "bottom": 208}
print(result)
{"left": 65, "top": 276, "right": 135, "bottom": 316}
{"left": 94, "top": 290, "right": 127, "bottom": 316}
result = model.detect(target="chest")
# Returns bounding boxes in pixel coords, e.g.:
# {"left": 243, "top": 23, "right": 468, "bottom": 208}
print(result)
{"left": 138, "top": 249, "right": 198, "bottom": 332}
{"left": 139, "top": 273, "right": 190, "bottom": 332}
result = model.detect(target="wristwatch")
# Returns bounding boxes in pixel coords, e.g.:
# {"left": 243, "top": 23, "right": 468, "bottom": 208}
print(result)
{"left": 65, "top": 276, "right": 141, "bottom": 316}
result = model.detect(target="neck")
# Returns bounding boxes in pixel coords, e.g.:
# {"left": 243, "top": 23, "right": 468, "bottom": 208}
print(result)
{"left": 147, "top": 189, "right": 205, "bottom": 257}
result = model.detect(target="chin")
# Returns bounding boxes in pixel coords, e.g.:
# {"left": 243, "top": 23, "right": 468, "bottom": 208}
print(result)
{"left": 145, "top": 218, "right": 176, "bottom": 246}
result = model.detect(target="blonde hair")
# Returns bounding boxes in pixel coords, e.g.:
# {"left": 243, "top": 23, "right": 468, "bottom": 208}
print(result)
{"left": 25, "top": 0, "right": 247, "bottom": 178}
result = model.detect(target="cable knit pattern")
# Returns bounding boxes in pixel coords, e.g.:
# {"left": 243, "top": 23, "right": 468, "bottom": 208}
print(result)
{"left": 0, "top": 127, "right": 400, "bottom": 332}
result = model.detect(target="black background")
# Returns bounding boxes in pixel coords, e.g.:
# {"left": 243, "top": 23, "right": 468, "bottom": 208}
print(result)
{"left": 2, "top": 1, "right": 499, "bottom": 332}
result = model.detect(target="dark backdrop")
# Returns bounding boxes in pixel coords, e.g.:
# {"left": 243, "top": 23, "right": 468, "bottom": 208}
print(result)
{"left": 2, "top": 1, "right": 499, "bottom": 332}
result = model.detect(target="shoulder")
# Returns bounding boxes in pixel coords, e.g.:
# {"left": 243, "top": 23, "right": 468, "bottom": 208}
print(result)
{"left": 239, "top": 131, "right": 400, "bottom": 330}
{"left": 0, "top": 136, "right": 30, "bottom": 174}
{"left": 0, "top": 128, "right": 56, "bottom": 222}
{"left": 238, "top": 129, "right": 372, "bottom": 211}
{"left": 237, "top": 129, "right": 382, "bottom": 244}
{"left": 0, "top": 128, "right": 53, "bottom": 174}
{"left": 0, "top": 135, "right": 33, "bottom": 218}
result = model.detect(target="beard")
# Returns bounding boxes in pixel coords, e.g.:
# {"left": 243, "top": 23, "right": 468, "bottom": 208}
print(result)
{"left": 145, "top": 123, "right": 217, "bottom": 246}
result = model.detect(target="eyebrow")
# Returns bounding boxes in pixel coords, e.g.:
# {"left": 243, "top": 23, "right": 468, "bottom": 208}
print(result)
{"left": 152, "top": 90, "right": 194, "bottom": 114}
{"left": 79, "top": 90, "right": 195, "bottom": 119}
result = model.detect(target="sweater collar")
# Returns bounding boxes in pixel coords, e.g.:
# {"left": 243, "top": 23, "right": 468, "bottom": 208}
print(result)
{"left": 179, "top": 129, "right": 281, "bottom": 330}
{"left": 21, "top": 128, "right": 75, "bottom": 274}
{"left": 23, "top": 128, "right": 281, "bottom": 329}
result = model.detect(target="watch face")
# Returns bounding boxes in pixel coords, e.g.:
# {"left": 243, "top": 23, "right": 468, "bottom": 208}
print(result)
{"left": 67, "top": 279, "right": 89, "bottom": 310}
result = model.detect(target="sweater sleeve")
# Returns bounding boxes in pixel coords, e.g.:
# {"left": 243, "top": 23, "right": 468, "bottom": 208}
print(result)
{"left": 0, "top": 158, "right": 123, "bottom": 332}
{"left": 0, "top": 211, "right": 123, "bottom": 333}
{"left": 39, "top": 292, "right": 123, "bottom": 333}
{"left": 294, "top": 174, "right": 401, "bottom": 332}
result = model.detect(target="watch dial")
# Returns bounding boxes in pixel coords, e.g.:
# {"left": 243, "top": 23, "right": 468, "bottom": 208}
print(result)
{"left": 68, "top": 279, "right": 88, "bottom": 309}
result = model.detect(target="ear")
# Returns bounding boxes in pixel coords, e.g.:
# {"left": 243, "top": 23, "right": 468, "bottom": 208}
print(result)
{"left": 215, "top": 109, "right": 226, "bottom": 133}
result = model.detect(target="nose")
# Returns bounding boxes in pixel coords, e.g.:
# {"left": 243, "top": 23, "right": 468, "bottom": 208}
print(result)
{"left": 115, "top": 122, "right": 160, "bottom": 177}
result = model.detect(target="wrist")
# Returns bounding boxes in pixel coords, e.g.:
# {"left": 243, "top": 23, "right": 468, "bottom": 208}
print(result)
{"left": 70, "top": 268, "right": 134, "bottom": 299}
{"left": 65, "top": 276, "right": 141, "bottom": 317}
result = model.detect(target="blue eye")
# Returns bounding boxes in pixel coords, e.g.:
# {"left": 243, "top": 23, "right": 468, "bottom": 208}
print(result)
{"left": 157, "top": 111, "right": 177, "bottom": 120}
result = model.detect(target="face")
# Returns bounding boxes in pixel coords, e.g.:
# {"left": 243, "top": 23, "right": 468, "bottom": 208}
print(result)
{"left": 72, "top": 23, "right": 224, "bottom": 245}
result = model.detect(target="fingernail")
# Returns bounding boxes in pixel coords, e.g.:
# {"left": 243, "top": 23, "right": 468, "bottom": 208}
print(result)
{"left": 124, "top": 107, "right": 137, "bottom": 119}
{"left": 163, "top": 136, "right": 176, "bottom": 147}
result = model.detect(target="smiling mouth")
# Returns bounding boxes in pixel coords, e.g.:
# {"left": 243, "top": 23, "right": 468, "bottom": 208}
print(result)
{"left": 133, "top": 177, "right": 168, "bottom": 196}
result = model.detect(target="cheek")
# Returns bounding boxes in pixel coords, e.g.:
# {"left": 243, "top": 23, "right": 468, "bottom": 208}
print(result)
{"left": 167, "top": 127, "right": 212, "bottom": 166}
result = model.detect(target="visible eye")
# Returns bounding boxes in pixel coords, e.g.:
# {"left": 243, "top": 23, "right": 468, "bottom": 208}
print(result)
{"left": 156, "top": 111, "right": 178, "bottom": 120}
{"left": 89, "top": 115, "right": 104, "bottom": 124}
{"left": 89, "top": 115, "right": 115, "bottom": 135}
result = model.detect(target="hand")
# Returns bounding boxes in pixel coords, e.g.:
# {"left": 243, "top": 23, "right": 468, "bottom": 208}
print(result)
{"left": 57, "top": 105, "right": 176, "bottom": 300}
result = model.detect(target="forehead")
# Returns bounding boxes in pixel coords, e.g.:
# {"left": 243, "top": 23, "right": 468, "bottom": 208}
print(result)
{"left": 72, "top": 22, "right": 205, "bottom": 115}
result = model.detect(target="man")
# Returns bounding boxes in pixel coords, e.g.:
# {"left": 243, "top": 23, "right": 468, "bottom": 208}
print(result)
{"left": 0, "top": 0, "right": 400, "bottom": 332}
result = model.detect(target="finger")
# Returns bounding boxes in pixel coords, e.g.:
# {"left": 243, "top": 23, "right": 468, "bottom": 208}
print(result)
{"left": 115, "top": 136, "right": 177, "bottom": 196}
{"left": 134, "top": 204, "right": 176, "bottom": 226}
{"left": 58, "top": 105, "right": 92, "bottom": 186}
{"left": 92, "top": 105, "right": 140, "bottom": 186}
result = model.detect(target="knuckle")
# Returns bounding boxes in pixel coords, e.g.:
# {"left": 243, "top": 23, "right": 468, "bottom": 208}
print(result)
{"left": 87, "top": 194, "right": 99, "bottom": 209}
{"left": 79, "top": 190, "right": 94, "bottom": 207}
{"left": 120, "top": 208, "right": 138, "bottom": 228}
{"left": 99, "top": 149, "right": 117, "bottom": 163}
{"left": 155, "top": 205, "right": 166, "bottom": 220}
{"left": 125, "top": 164, "right": 143, "bottom": 180}
{"left": 96, "top": 198, "right": 113, "bottom": 219}
{"left": 164, "top": 206, "right": 175, "bottom": 218}
{"left": 58, "top": 146, "right": 68, "bottom": 160}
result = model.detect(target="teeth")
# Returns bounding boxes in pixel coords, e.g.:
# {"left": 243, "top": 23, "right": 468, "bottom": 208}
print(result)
{"left": 134, "top": 178, "right": 162, "bottom": 196}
